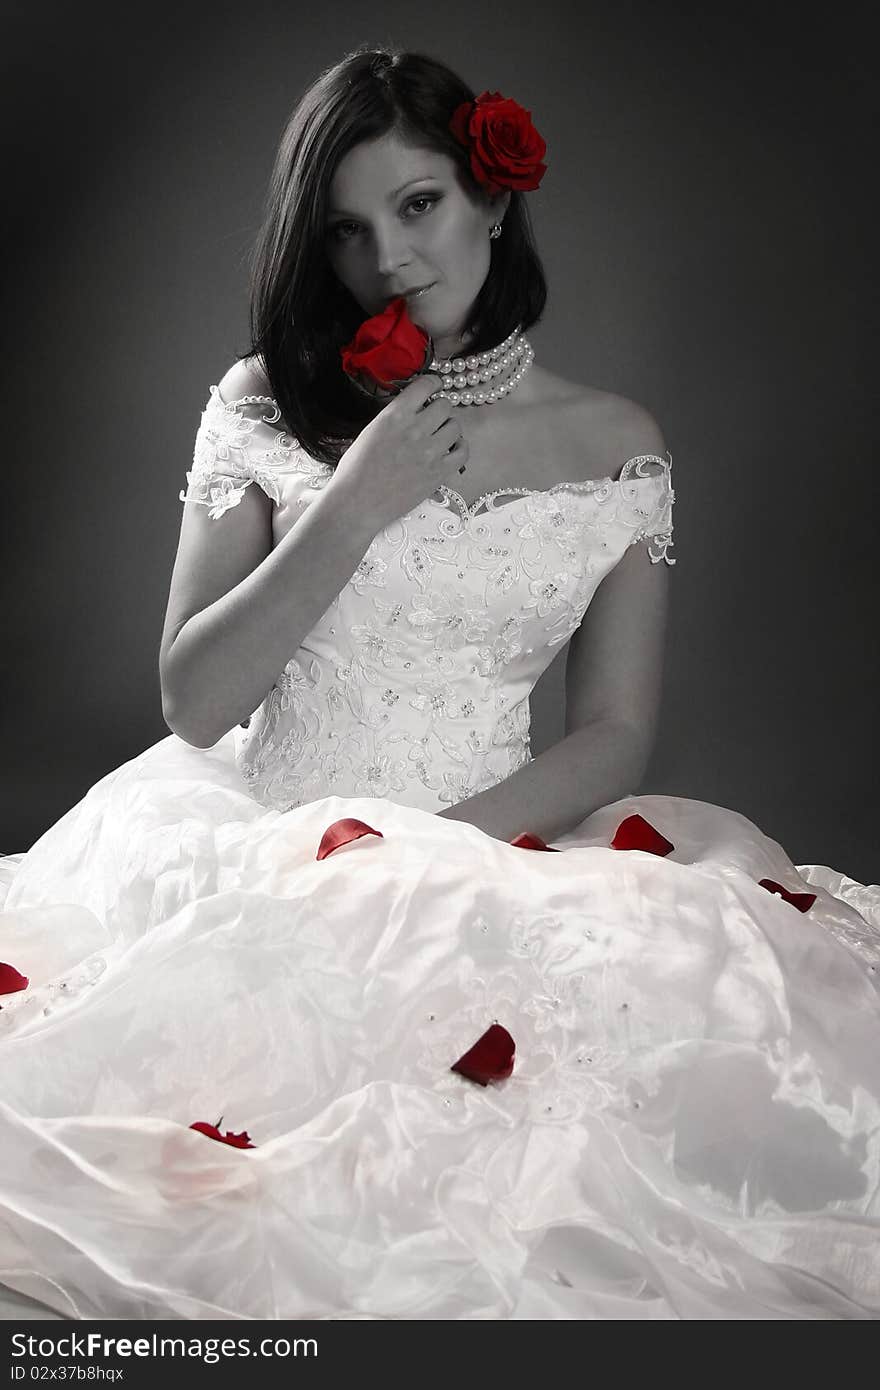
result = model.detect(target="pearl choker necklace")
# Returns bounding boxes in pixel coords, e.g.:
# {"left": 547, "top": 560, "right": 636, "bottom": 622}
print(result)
{"left": 428, "top": 325, "right": 535, "bottom": 407}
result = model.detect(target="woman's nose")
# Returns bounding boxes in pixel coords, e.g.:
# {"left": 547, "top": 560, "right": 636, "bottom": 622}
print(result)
{"left": 373, "top": 222, "right": 412, "bottom": 278}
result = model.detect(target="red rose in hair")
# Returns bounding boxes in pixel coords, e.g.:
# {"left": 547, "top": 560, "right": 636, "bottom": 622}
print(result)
{"left": 340, "top": 297, "right": 433, "bottom": 398}
{"left": 449, "top": 90, "right": 547, "bottom": 195}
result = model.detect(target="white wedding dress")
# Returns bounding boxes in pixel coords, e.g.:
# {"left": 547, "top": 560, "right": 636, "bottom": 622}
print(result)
{"left": 1, "top": 386, "right": 878, "bottom": 1321}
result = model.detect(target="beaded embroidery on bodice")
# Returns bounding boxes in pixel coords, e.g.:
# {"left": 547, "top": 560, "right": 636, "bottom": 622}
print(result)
{"left": 180, "top": 387, "right": 676, "bottom": 813}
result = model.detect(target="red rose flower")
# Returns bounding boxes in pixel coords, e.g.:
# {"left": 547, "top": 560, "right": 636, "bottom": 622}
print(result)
{"left": 449, "top": 90, "right": 547, "bottom": 195}
{"left": 189, "top": 1120, "right": 256, "bottom": 1150}
{"left": 340, "top": 297, "right": 433, "bottom": 396}
{"left": 451, "top": 1023, "right": 516, "bottom": 1086}
{"left": 0, "top": 962, "right": 28, "bottom": 995}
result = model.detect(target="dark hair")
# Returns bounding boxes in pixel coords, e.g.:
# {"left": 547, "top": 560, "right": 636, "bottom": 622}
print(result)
{"left": 240, "top": 45, "right": 548, "bottom": 465}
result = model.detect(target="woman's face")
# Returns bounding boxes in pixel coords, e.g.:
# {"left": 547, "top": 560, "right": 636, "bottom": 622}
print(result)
{"left": 324, "top": 130, "right": 509, "bottom": 360}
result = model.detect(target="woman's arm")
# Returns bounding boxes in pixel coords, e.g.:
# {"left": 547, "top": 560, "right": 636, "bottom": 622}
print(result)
{"left": 160, "top": 470, "right": 378, "bottom": 749}
{"left": 437, "top": 715, "right": 647, "bottom": 842}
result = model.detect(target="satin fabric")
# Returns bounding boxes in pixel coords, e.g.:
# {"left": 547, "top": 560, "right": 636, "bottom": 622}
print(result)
{"left": 1, "top": 731, "right": 878, "bottom": 1320}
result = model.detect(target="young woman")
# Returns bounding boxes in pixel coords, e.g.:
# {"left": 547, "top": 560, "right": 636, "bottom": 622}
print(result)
{"left": 1, "top": 46, "right": 877, "bottom": 1322}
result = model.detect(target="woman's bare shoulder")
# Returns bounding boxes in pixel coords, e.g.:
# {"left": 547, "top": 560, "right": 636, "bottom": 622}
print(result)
{"left": 216, "top": 355, "right": 273, "bottom": 405}
{"left": 537, "top": 370, "right": 666, "bottom": 462}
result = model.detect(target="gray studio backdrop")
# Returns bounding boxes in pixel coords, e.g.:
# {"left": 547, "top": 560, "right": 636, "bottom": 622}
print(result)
{"left": 3, "top": 1, "right": 876, "bottom": 881}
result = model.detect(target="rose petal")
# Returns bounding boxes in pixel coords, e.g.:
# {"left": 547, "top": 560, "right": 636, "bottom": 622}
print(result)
{"left": 759, "top": 878, "right": 817, "bottom": 913}
{"left": 0, "top": 963, "right": 29, "bottom": 995}
{"left": 509, "top": 831, "right": 560, "bottom": 852}
{"left": 316, "top": 817, "right": 384, "bottom": 860}
{"left": 189, "top": 1122, "right": 256, "bottom": 1150}
{"left": 450, "top": 1023, "right": 516, "bottom": 1086}
{"left": 610, "top": 814, "right": 674, "bottom": 856}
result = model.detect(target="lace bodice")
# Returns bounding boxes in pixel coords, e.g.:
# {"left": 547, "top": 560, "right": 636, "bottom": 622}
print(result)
{"left": 179, "top": 386, "right": 676, "bottom": 812}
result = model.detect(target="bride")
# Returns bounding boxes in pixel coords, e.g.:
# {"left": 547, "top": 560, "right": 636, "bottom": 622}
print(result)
{"left": 1, "top": 45, "right": 878, "bottom": 1322}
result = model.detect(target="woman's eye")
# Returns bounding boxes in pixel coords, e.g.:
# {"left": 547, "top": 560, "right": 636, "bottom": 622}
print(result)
{"left": 329, "top": 196, "right": 439, "bottom": 241}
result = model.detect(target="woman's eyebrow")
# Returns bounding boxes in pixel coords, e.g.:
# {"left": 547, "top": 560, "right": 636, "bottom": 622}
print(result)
{"left": 328, "top": 177, "right": 439, "bottom": 216}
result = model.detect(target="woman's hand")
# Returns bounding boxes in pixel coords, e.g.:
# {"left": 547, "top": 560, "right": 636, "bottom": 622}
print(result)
{"left": 332, "top": 374, "right": 469, "bottom": 532}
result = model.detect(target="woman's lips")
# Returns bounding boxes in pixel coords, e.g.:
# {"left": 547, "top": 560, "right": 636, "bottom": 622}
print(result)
{"left": 387, "top": 283, "right": 435, "bottom": 304}
{"left": 380, "top": 283, "right": 436, "bottom": 313}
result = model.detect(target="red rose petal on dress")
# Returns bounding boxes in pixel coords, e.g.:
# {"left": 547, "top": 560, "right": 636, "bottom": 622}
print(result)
{"left": 759, "top": 878, "right": 817, "bottom": 913}
{"left": 189, "top": 1122, "right": 256, "bottom": 1150}
{"left": 610, "top": 814, "right": 674, "bottom": 856}
{"left": 0, "top": 963, "right": 28, "bottom": 995}
{"left": 450, "top": 1023, "right": 516, "bottom": 1086}
{"left": 509, "top": 831, "right": 560, "bottom": 851}
{"left": 316, "top": 818, "right": 384, "bottom": 860}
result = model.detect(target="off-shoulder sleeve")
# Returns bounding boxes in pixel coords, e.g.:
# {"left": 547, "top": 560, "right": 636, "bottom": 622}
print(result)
{"left": 179, "top": 387, "right": 293, "bottom": 519}
{"left": 626, "top": 451, "right": 676, "bottom": 566}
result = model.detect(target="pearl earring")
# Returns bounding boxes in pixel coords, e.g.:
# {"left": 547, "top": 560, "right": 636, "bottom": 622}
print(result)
{"left": 489, "top": 223, "right": 502, "bottom": 239}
